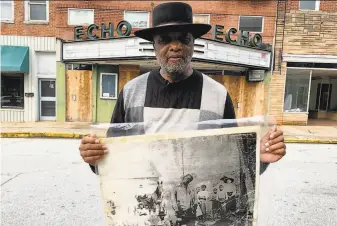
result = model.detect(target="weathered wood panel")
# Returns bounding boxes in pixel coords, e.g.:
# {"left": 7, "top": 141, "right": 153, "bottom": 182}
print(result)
{"left": 66, "top": 70, "right": 92, "bottom": 122}
{"left": 208, "top": 74, "right": 266, "bottom": 119}
{"left": 119, "top": 65, "right": 140, "bottom": 91}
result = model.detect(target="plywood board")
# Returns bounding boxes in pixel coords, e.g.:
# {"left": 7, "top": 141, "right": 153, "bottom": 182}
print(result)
{"left": 66, "top": 70, "right": 92, "bottom": 122}
{"left": 98, "top": 125, "right": 261, "bottom": 226}
{"left": 119, "top": 65, "right": 140, "bottom": 91}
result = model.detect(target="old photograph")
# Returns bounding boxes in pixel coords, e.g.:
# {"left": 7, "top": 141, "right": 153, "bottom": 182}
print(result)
{"left": 98, "top": 126, "right": 261, "bottom": 226}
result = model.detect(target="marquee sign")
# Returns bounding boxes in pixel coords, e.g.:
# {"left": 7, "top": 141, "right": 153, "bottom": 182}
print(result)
{"left": 73, "top": 21, "right": 267, "bottom": 50}
{"left": 62, "top": 37, "right": 271, "bottom": 69}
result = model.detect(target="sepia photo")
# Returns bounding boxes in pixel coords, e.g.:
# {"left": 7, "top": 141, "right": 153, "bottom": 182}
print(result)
{"left": 98, "top": 125, "right": 261, "bottom": 226}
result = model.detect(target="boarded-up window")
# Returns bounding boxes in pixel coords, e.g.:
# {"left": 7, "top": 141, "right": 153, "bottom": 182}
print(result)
{"left": 124, "top": 11, "right": 149, "bottom": 28}
{"left": 193, "top": 14, "right": 210, "bottom": 24}
{"left": 68, "top": 8, "right": 94, "bottom": 26}
{"left": 36, "top": 52, "right": 56, "bottom": 75}
{"left": 101, "top": 73, "right": 118, "bottom": 99}
{"left": 239, "top": 16, "right": 264, "bottom": 32}
{"left": 0, "top": 1, "right": 14, "bottom": 22}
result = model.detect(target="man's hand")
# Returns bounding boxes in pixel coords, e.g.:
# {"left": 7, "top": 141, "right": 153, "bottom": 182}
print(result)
{"left": 79, "top": 134, "right": 108, "bottom": 165}
{"left": 260, "top": 126, "right": 286, "bottom": 163}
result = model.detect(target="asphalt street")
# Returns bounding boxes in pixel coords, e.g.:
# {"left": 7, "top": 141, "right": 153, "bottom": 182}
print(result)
{"left": 1, "top": 139, "right": 337, "bottom": 226}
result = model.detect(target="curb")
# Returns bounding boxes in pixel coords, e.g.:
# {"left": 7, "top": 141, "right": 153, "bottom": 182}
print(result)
{"left": 1, "top": 132, "right": 337, "bottom": 144}
{"left": 284, "top": 137, "right": 337, "bottom": 144}
{"left": 0, "top": 132, "right": 87, "bottom": 139}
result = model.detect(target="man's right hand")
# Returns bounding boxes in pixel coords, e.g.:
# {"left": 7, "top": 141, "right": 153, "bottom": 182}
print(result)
{"left": 79, "top": 134, "right": 108, "bottom": 165}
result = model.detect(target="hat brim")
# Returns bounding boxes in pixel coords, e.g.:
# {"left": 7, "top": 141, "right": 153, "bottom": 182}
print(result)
{"left": 134, "top": 23, "right": 212, "bottom": 42}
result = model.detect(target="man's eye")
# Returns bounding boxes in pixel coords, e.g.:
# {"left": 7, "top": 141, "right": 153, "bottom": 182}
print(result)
{"left": 159, "top": 36, "right": 171, "bottom": 44}
{"left": 180, "top": 37, "right": 191, "bottom": 44}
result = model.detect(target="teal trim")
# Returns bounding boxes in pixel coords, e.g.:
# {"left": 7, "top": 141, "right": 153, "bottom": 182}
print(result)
{"left": 0, "top": 46, "right": 29, "bottom": 73}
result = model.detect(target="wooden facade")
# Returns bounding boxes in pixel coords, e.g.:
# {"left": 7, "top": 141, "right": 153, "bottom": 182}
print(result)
{"left": 65, "top": 70, "right": 93, "bottom": 122}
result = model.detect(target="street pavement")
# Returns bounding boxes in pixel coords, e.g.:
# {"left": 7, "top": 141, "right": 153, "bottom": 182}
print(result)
{"left": 1, "top": 139, "right": 337, "bottom": 226}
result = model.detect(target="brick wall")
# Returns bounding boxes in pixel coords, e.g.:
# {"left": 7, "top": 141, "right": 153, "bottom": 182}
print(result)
{"left": 286, "top": 0, "right": 337, "bottom": 13}
{"left": 1, "top": 0, "right": 276, "bottom": 44}
{"left": 269, "top": 0, "right": 337, "bottom": 125}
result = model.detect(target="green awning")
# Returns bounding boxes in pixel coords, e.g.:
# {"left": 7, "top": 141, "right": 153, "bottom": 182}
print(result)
{"left": 0, "top": 45, "right": 29, "bottom": 73}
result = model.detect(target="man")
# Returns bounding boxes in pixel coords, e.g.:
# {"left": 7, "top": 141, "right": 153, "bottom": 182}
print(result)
{"left": 172, "top": 174, "right": 196, "bottom": 225}
{"left": 78, "top": 2, "right": 285, "bottom": 179}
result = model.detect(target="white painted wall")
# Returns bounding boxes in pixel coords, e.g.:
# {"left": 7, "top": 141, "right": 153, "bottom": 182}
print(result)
{"left": 0, "top": 35, "right": 56, "bottom": 122}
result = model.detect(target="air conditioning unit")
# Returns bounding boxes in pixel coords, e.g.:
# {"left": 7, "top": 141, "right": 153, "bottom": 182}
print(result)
{"left": 246, "top": 70, "right": 265, "bottom": 82}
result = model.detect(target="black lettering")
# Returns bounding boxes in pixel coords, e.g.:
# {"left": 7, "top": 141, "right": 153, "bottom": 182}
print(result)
{"left": 101, "top": 23, "right": 114, "bottom": 39}
{"left": 237, "top": 30, "right": 250, "bottom": 46}
{"left": 212, "top": 25, "right": 224, "bottom": 41}
{"left": 87, "top": 24, "right": 99, "bottom": 40}
{"left": 224, "top": 28, "right": 237, "bottom": 44}
{"left": 74, "top": 26, "right": 84, "bottom": 41}
{"left": 116, "top": 21, "right": 132, "bottom": 37}
{"left": 250, "top": 33, "right": 263, "bottom": 48}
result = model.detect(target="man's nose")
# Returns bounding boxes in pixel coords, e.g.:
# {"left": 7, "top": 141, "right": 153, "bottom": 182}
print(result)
{"left": 169, "top": 40, "right": 183, "bottom": 52}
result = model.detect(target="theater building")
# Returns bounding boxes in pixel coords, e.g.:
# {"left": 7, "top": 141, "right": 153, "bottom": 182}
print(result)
{"left": 270, "top": 0, "right": 337, "bottom": 125}
{"left": 2, "top": 0, "right": 277, "bottom": 123}
{"left": 55, "top": 22, "right": 273, "bottom": 123}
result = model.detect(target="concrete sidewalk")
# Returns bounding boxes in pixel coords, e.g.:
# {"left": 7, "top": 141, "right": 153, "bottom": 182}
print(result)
{"left": 1, "top": 122, "right": 337, "bottom": 143}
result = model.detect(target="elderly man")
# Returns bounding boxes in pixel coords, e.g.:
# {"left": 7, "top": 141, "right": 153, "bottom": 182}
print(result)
{"left": 79, "top": 2, "right": 285, "bottom": 174}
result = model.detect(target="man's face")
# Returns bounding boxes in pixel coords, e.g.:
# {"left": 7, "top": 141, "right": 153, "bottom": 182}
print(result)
{"left": 153, "top": 31, "right": 194, "bottom": 78}
{"left": 182, "top": 175, "right": 193, "bottom": 184}
{"left": 219, "top": 185, "right": 223, "bottom": 191}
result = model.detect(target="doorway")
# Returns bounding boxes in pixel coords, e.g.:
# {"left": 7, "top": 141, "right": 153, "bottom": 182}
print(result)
{"left": 39, "top": 79, "right": 56, "bottom": 121}
{"left": 308, "top": 69, "right": 337, "bottom": 124}
{"left": 66, "top": 70, "right": 92, "bottom": 122}
{"left": 315, "top": 83, "right": 332, "bottom": 111}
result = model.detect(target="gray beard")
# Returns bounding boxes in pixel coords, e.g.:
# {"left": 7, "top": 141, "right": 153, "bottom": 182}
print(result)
{"left": 159, "top": 58, "right": 191, "bottom": 81}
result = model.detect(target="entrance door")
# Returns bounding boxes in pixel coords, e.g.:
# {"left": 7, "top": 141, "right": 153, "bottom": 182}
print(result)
{"left": 66, "top": 70, "right": 92, "bottom": 122}
{"left": 316, "top": 83, "right": 332, "bottom": 111}
{"left": 39, "top": 79, "right": 56, "bottom": 121}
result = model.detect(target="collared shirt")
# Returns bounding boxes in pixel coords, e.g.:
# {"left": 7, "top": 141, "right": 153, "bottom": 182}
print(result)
{"left": 174, "top": 183, "right": 194, "bottom": 209}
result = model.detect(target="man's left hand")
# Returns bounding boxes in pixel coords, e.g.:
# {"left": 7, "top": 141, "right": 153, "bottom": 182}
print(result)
{"left": 260, "top": 126, "right": 286, "bottom": 163}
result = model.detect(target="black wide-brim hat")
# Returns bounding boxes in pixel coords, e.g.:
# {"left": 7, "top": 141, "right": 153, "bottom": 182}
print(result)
{"left": 134, "top": 2, "right": 211, "bottom": 41}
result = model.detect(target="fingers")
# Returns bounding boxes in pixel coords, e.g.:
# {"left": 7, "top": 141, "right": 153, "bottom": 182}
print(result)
{"left": 269, "top": 129, "right": 283, "bottom": 140}
{"left": 80, "top": 148, "right": 108, "bottom": 158}
{"left": 79, "top": 134, "right": 108, "bottom": 165}
{"left": 265, "top": 135, "right": 284, "bottom": 149}
{"left": 84, "top": 155, "right": 105, "bottom": 165}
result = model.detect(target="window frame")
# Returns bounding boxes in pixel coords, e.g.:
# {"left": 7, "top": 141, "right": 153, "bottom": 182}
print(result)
{"left": 193, "top": 14, "right": 211, "bottom": 24}
{"left": 238, "top": 15, "right": 264, "bottom": 33}
{"left": 0, "top": 1, "right": 15, "bottom": 23}
{"left": 1, "top": 73, "right": 25, "bottom": 110}
{"left": 24, "top": 0, "right": 49, "bottom": 24}
{"left": 282, "top": 68, "right": 312, "bottom": 113}
{"left": 299, "top": 0, "right": 320, "bottom": 11}
{"left": 68, "top": 8, "right": 95, "bottom": 26}
{"left": 100, "top": 73, "right": 118, "bottom": 100}
{"left": 123, "top": 10, "right": 150, "bottom": 28}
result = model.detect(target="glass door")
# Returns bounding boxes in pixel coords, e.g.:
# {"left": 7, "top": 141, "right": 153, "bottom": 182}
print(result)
{"left": 39, "top": 79, "right": 56, "bottom": 121}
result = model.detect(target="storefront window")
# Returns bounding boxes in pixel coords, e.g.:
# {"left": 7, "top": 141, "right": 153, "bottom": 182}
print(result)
{"left": 100, "top": 73, "right": 118, "bottom": 99}
{"left": 283, "top": 69, "right": 311, "bottom": 112}
{"left": 1, "top": 74, "right": 24, "bottom": 109}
